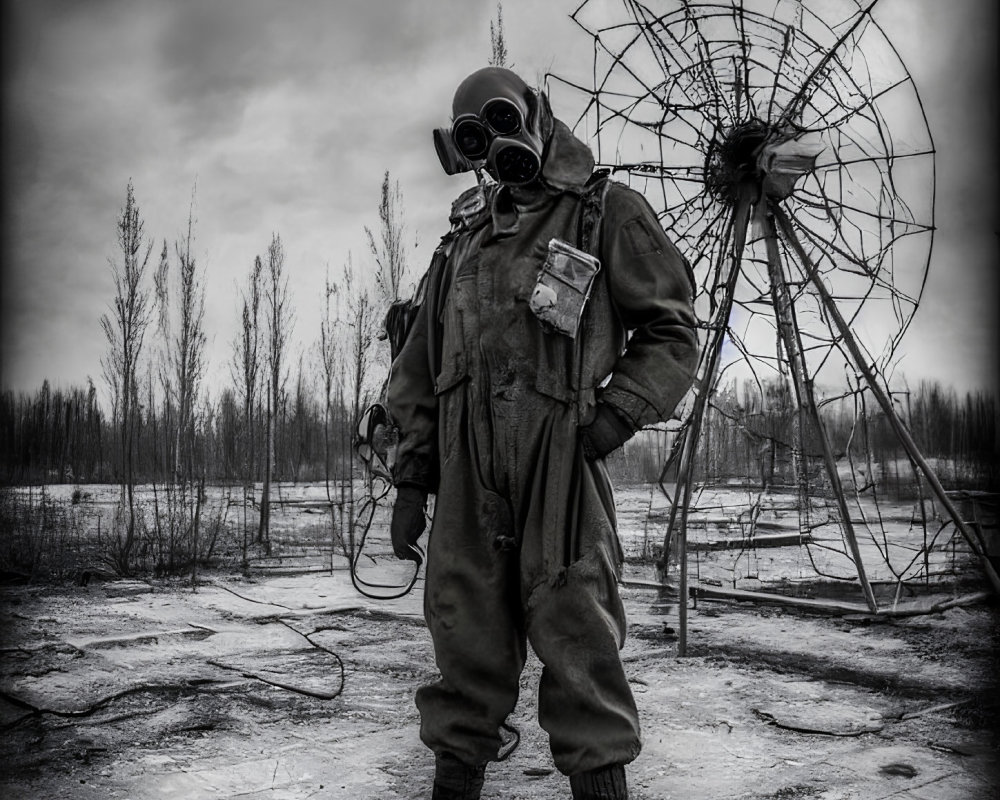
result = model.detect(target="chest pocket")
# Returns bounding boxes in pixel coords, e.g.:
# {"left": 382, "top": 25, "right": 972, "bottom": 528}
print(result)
{"left": 434, "top": 256, "right": 478, "bottom": 396}
{"left": 498, "top": 243, "right": 578, "bottom": 405}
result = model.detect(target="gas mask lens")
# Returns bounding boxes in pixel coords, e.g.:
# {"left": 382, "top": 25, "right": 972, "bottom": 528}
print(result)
{"left": 494, "top": 144, "right": 540, "bottom": 185}
{"left": 451, "top": 98, "right": 524, "bottom": 160}
{"left": 481, "top": 98, "right": 521, "bottom": 136}
{"left": 453, "top": 119, "right": 489, "bottom": 159}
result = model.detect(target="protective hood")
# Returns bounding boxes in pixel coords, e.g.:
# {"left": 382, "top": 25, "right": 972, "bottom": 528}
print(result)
{"left": 540, "top": 117, "right": 596, "bottom": 192}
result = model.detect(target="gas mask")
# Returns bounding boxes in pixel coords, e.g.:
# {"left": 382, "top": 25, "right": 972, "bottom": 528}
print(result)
{"left": 434, "top": 67, "right": 552, "bottom": 186}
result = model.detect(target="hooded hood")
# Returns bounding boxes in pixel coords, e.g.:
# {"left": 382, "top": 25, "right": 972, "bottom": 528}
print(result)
{"left": 540, "top": 117, "right": 596, "bottom": 192}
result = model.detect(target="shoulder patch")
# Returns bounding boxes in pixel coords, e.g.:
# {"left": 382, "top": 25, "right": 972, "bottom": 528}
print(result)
{"left": 623, "top": 217, "right": 663, "bottom": 256}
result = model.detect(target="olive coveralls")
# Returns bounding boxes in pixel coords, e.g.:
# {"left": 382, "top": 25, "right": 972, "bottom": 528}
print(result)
{"left": 387, "top": 175, "right": 697, "bottom": 776}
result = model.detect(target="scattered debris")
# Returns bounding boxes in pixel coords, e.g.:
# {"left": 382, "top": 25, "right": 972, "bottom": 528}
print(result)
{"left": 879, "top": 762, "right": 918, "bottom": 778}
{"left": 754, "top": 700, "right": 884, "bottom": 736}
{"left": 523, "top": 767, "right": 554, "bottom": 778}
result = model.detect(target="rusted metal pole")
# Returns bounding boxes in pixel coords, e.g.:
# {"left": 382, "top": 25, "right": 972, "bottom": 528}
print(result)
{"left": 772, "top": 205, "right": 1000, "bottom": 596}
{"left": 763, "top": 211, "right": 879, "bottom": 612}
{"left": 661, "top": 196, "right": 753, "bottom": 656}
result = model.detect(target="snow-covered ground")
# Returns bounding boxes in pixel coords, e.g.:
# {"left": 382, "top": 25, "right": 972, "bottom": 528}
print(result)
{"left": 1, "top": 571, "right": 996, "bottom": 799}
{"left": 1, "top": 482, "right": 997, "bottom": 799}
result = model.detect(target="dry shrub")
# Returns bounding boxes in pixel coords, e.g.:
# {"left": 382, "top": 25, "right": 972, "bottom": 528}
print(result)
{"left": 0, "top": 486, "right": 89, "bottom": 583}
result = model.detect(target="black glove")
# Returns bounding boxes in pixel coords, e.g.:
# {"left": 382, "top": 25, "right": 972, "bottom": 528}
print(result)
{"left": 390, "top": 485, "right": 428, "bottom": 561}
{"left": 580, "top": 403, "right": 635, "bottom": 461}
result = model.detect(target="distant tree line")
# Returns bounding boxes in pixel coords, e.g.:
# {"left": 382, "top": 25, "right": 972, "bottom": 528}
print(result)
{"left": 3, "top": 368, "right": 996, "bottom": 495}
{"left": 653, "top": 377, "right": 998, "bottom": 495}
{"left": 0, "top": 374, "right": 339, "bottom": 486}
{"left": 1, "top": 164, "right": 996, "bottom": 581}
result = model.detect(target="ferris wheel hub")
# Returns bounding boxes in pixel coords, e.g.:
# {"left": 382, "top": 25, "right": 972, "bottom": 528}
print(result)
{"left": 705, "top": 121, "right": 822, "bottom": 205}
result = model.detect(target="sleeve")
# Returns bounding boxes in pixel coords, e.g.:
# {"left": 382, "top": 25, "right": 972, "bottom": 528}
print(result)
{"left": 597, "top": 183, "right": 699, "bottom": 429}
{"left": 386, "top": 250, "right": 444, "bottom": 493}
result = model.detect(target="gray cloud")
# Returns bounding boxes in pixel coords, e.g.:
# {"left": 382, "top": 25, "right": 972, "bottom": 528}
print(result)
{"left": 150, "top": 0, "right": 483, "bottom": 142}
{"left": 2, "top": 0, "right": 997, "bottom": 397}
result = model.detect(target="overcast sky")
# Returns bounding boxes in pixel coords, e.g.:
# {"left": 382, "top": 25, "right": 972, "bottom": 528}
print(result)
{"left": 2, "top": 0, "right": 997, "bottom": 403}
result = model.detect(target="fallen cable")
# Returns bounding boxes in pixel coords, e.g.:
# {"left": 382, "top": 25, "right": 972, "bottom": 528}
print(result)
{"left": 0, "top": 595, "right": 349, "bottom": 732}
{"left": 207, "top": 578, "right": 295, "bottom": 610}
{"left": 206, "top": 618, "right": 345, "bottom": 701}
{"left": 206, "top": 659, "right": 342, "bottom": 701}
{"left": 348, "top": 494, "right": 424, "bottom": 601}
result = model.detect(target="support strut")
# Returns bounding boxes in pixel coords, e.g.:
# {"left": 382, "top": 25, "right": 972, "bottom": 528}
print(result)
{"left": 763, "top": 209, "right": 879, "bottom": 612}
{"left": 772, "top": 205, "right": 1000, "bottom": 596}
{"left": 661, "top": 193, "right": 753, "bottom": 655}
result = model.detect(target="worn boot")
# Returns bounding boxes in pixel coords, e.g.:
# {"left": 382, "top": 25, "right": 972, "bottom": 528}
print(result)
{"left": 431, "top": 752, "right": 486, "bottom": 800}
{"left": 569, "top": 763, "right": 628, "bottom": 800}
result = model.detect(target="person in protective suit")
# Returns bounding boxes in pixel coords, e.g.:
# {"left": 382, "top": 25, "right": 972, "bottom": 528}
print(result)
{"left": 387, "top": 67, "right": 698, "bottom": 800}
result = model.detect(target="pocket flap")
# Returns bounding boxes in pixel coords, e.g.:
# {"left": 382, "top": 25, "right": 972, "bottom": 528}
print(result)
{"left": 434, "top": 364, "right": 469, "bottom": 396}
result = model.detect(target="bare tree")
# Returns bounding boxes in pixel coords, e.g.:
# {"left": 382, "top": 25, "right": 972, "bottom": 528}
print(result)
{"left": 258, "top": 233, "right": 292, "bottom": 551}
{"left": 344, "top": 260, "right": 379, "bottom": 444}
{"left": 170, "top": 190, "right": 207, "bottom": 486}
{"left": 231, "top": 255, "right": 264, "bottom": 568}
{"left": 318, "top": 265, "right": 351, "bottom": 561}
{"left": 319, "top": 266, "right": 339, "bottom": 503}
{"left": 291, "top": 352, "right": 309, "bottom": 482}
{"left": 330, "top": 174, "right": 415, "bottom": 566}
{"left": 331, "top": 255, "right": 380, "bottom": 558}
{"left": 148, "top": 187, "right": 207, "bottom": 577}
{"left": 100, "top": 179, "right": 154, "bottom": 574}
{"left": 365, "top": 170, "right": 412, "bottom": 307}
{"left": 152, "top": 240, "right": 174, "bottom": 480}
{"left": 365, "top": 170, "right": 416, "bottom": 402}
{"left": 490, "top": 1, "right": 508, "bottom": 67}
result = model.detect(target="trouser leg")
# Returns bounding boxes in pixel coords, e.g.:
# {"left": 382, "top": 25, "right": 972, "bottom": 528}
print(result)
{"left": 527, "top": 539, "right": 641, "bottom": 776}
{"left": 416, "top": 422, "right": 526, "bottom": 767}
{"left": 519, "top": 444, "right": 641, "bottom": 777}
{"left": 418, "top": 387, "right": 639, "bottom": 776}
